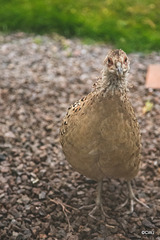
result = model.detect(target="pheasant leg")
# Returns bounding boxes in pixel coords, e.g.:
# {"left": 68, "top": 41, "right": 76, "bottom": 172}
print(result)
{"left": 88, "top": 181, "right": 106, "bottom": 218}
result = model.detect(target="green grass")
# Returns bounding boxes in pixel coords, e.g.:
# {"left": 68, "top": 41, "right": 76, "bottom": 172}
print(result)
{"left": 0, "top": 0, "right": 160, "bottom": 52}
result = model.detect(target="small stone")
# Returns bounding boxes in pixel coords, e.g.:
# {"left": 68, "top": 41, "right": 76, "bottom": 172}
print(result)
{"left": 21, "top": 175, "right": 28, "bottom": 182}
{"left": 10, "top": 208, "right": 20, "bottom": 218}
{"left": 16, "top": 233, "right": 25, "bottom": 240}
{"left": 45, "top": 124, "right": 53, "bottom": 131}
{"left": 110, "top": 226, "right": 118, "bottom": 233}
{"left": 0, "top": 154, "right": 6, "bottom": 161}
{"left": 39, "top": 234, "right": 47, "bottom": 239}
{"left": 5, "top": 131, "right": 16, "bottom": 138}
{"left": 0, "top": 166, "right": 9, "bottom": 173}
{"left": 16, "top": 176, "right": 22, "bottom": 184}
{"left": 12, "top": 231, "right": 18, "bottom": 237}
{"left": 33, "top": 187, "right": 40, "bottom": 195}
{"left": 39, "top": 191, "right": 46, "bottom": 200}
{"left": 21, "top": 195, "right": 30, "bottom": 203}
{"left": 142, "top": 219, "right": 155, "bottom": 228}
{"left": 77, "top": 191, "right": 84, "bottom": 196}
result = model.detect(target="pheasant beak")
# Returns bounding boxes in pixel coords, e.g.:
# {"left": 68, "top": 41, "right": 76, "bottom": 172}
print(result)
{"left": 116, "top": 62, "right": 123, "bottom": 77}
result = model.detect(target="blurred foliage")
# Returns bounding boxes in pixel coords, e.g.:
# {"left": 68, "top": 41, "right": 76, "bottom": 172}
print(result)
{"left": 0, "top": 0, "right": 160, "bottom": 52}
{"left": 143, "top": 100, "right": 154, "bottom": 114}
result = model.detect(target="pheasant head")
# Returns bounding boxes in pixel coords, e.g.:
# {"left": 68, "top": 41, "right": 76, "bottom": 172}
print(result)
{"left": 101, "top": 49, "right": 130, "bottom": 94}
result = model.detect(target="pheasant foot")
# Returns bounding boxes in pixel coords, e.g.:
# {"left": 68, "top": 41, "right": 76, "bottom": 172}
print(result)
{"left": 116, "top": 181, "right": 149, "bottom": 213}
{"left": 127, "top": 181, "right": 149, "bottom": 213}
{"left": 79, "top": 181, "right": 114, "bottom": 228}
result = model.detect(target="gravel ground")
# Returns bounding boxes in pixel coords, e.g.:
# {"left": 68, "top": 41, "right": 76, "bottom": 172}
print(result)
{"left": 0, "top": 33, "right": 160, "bottom": 240}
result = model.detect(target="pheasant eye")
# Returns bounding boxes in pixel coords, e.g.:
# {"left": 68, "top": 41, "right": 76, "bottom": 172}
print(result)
{"left": 107, "top": 57, "right": 113, "bottom": 65}
{"left": 124, "top": 57, "right": 127, "bottom": 63}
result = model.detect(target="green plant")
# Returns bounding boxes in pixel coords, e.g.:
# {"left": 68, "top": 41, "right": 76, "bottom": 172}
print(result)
{"left": 0, "top": 0, "right": 160, "bottom": 52}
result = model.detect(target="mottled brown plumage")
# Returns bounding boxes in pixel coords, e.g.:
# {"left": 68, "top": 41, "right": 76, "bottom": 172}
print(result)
{"left": 60, "top": 49, "right": 148, "bottom": 216}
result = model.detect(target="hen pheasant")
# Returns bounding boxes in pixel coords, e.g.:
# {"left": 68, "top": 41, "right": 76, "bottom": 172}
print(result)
{"left": 60, "top": 49, "right": 148, "bottom": 217}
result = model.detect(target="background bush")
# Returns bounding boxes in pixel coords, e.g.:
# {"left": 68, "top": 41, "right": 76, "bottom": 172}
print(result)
{"left": 0, "top": 0, "right": 160, "bottom": 52}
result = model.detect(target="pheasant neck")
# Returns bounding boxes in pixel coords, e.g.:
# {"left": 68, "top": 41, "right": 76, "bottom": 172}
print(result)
{"left": 101, "top": 68, "right": 128, "bottom": 95}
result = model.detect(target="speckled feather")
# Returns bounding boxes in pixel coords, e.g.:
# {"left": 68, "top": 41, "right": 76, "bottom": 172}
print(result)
{"left": 60, "top": 49, "right": 141, "bottom": 181}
